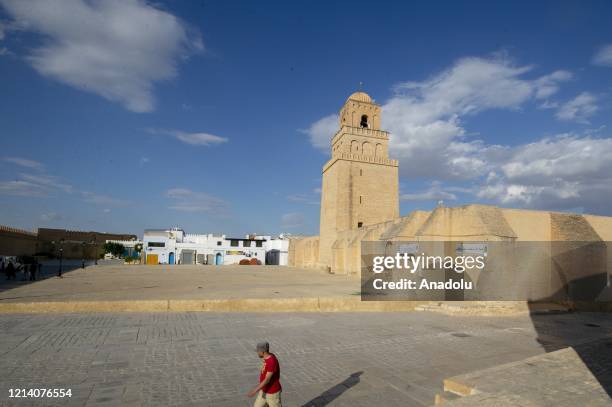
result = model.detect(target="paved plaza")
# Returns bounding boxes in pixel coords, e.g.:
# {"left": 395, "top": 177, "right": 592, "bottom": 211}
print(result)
{"left": 0, "top": 264, "right": 356, "bottom": 303}
{"left": 0, "top": 311, "right": 611, "bottom": 406}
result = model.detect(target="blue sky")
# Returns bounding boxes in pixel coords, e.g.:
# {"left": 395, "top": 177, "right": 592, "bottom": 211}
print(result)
{"left": 1, "top": 0, "right": 612, "bottom": 237}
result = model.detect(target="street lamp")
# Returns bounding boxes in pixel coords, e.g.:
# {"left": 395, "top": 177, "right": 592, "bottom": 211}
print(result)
{"left": 81, "top": 241, "right": 86, "bottom": 269}
{"left": 58, "top": 238, "right": 64, "bottom": 278}
{"left": 92, "top": 239, "right": 98, "bottom": 265}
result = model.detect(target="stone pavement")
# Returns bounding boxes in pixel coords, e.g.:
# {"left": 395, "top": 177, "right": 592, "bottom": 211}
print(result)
{"left": 0, "top": 264, "right": 567, "bottom": 314}
{"left": 0, "top": 311, "right": 610, "bottom": 406}
{"left": 0, "top": 265, "right": 357, "bottom": 303}
{"left": 437, "top": 340, "right": 612, "bottom": 406}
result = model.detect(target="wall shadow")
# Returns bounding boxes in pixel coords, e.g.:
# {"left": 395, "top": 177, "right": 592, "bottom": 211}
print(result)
{"left": 301, "top": 371, "right": 363, "bottom": 407}
{"left": 528, "top": 273, "right": 612, "bottom": 398}
{"left": 0, "top": 261, "right": 88, "bottom": 297}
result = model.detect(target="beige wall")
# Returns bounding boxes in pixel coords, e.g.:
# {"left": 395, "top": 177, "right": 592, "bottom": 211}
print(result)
{"left": 37, "top": 228, "right": 136, "bottom": 260}
{"left": 501, "top": 209, "right": 551, "bottom": 241}
{"left": 417, "top": 205, "right": 516, "bottom": 242}
{"left": 288, "top": 236, "right": 320, "bottom": 269}
{"left": 292, "top": 203, "right": 612, "bottom": 292}
{"left": 585, "top": 215, "right": 612, "bottom": 240}
{"left": 0, "top": 226, "right": 38, "bottom": 256}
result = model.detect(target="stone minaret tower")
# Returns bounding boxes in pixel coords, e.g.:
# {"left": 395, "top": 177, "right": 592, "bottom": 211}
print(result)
{"left": 318, "top": 91, "right": 399, "bottom": 267}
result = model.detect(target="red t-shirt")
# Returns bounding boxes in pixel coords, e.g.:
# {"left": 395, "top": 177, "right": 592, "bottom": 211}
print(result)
{"left": 259, "top": 353, "right": 281, "bottom": 394}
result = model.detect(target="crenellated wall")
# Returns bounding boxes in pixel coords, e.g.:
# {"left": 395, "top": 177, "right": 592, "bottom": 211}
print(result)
{"left": 0, "top": 225, "right": 38, "bottom": 256}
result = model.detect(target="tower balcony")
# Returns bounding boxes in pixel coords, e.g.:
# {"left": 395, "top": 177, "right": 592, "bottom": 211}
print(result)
{"left": 331, "top": 125, "right": 389, "bottom": 145}
{"left": 322, "top": 152, "right": 398, "bottom": 173}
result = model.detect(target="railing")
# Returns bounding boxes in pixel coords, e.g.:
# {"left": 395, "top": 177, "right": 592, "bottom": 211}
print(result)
{"left": 331, "top": 126, "right": 389, "bottom": 145}
{"left": 322, "top": 153, "right": 398, "bottom": 172}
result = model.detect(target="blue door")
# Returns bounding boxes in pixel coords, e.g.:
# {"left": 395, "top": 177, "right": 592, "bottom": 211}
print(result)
{"left": 215, "top": 253, "right": 223, "bottom": 265}
{"left": 169, "top": 252, "right": 175, "bottom": 265}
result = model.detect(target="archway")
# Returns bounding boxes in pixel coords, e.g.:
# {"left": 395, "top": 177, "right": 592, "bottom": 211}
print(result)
{"left": 169, "top": 252, "right": 175, "bottom": 265}
{"left": 360, "top": 115, "right": 369, "bottom": 128}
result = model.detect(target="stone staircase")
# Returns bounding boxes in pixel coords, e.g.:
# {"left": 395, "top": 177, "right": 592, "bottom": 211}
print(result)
{"left": 434, "top": 338, "right": 612, "bottom": 406}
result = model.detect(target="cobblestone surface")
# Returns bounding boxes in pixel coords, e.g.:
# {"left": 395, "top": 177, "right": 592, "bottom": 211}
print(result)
{"left": 0, "top": 312, "right": 610, "bottom": 406}
{"left": 0, "top": 265, "right": 357, "bottom": 302}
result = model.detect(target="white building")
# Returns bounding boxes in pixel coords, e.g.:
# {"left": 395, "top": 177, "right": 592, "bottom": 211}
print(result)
{"left": 104, "top": 239, "right": 143, "bottom": 259}
{"left": 142, "top": 228, "right": 289, "bottom": 266}
{"left": 263, "top": 234, "right": 290, "bottom": 266}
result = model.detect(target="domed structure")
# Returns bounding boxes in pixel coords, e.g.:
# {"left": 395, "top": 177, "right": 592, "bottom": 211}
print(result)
{"left": 339, "top": 90, "right": 381, "bottom": 130}
{"left": 346, "top": 91, "right": 372, "bottom": 103}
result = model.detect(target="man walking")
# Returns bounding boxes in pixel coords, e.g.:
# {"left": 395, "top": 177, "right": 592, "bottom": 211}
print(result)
{"left": 247, "top": 341, "right": 282, "bottom": 407}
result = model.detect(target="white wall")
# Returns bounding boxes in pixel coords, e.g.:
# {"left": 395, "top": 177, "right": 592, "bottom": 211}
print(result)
{"left": 144, "top": 229, "right": 288, "bottom": 266}
{"left": 265, "top": 238, "right": 290, "bottom": 265}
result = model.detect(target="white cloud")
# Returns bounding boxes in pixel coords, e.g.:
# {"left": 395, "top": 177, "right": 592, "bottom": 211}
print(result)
{"left": 173, "top": 132, "right": 227, "bottom": 146}
{"left": 500, "top": 134, "right": 612, "bottom": 183}
{"left": 166, "top": 188, "right": 228, "bottom": 215}
{"left": 300, "top": 114, "right": 338, "bottom": 152}
{"left": 20, "top": 173, "right": 72, "bottom": 193}
{"left": 81, "top": 191, "right": 128, "bottom": 206}
{"left": 533, "top": 70, "right": 573, "bottom": 99}
{"left": 286, "top": 194, "right": 319, "bottom": 205}
{"left": 383, "top": 56, "right": 572, "bottom": 179}
{"left": 40, "top": 212, "right": 62, "bottom": 222}
{"left": 476, "top": 134, "right": 612, "bottom": 212}
{"left": 0, "top": 0, "right": 203, "bottom": 112}
{"left": 0, "top": 172, "right": 72, "bottom": 196}
{"left": 281, "top": 212, "right": 304, "bottom": 229}
{"left": 390, "top": 58, "right": 570, "bottom": 119}
{"left": 400, "top": 182, "right": 457, "bottom": 202}
{"left": 539, "top": 100, "right": 559, "bottom": 110}
{"left": 555, "top": 92, "right": 599, "bottom": 123}
{"left": 592, "top": 44, "right": 612, "bottom": 67}
{"left": 0, "top": 180, "right": 48, "bottom": 196}
{"left": 148, "top": 128, "right": 228, "bottom": 146}
{"left": 2, "top": 156, "right": 44, "bottom": 170}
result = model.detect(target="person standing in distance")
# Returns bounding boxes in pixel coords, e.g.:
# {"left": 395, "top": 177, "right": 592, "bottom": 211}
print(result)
{"left": 247, "top": 341, "right": 282, "bottom": 407}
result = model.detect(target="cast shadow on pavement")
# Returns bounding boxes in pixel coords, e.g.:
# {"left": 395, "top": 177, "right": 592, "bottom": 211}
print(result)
{"left": 529, "top": 271, "right": 612, "bottom": 398}
{"left": 301, "top": 371, "right": 363, "bottom": 407}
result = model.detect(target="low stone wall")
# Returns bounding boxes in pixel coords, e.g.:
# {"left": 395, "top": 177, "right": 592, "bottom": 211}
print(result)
{"left": 0, "top": 225, "right": 38, "bottom": 256}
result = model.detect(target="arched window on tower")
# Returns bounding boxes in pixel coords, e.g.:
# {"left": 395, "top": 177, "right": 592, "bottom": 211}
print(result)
{"left": 375, "top": 143, "right": 383, "bottom": 158}
{"left": 360, "top": 115, "right": 369, "bottom": 128}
